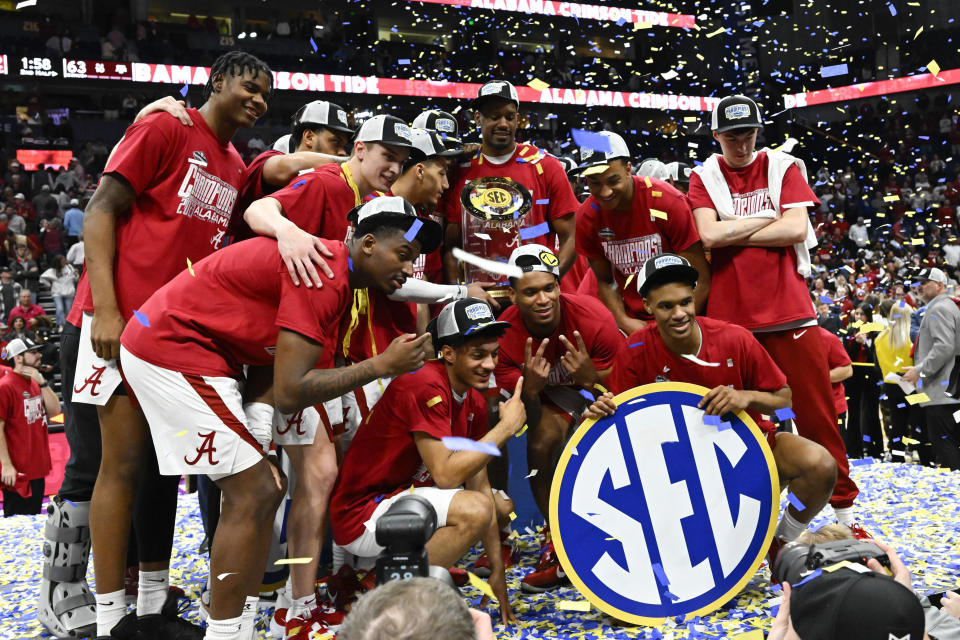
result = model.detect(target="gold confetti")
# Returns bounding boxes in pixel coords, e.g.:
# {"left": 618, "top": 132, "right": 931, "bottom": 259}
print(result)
{"left": 633, "top": 21, "right": 651, "bottom": 30}
{"left": 652, "top": 190, "right": 662, "bottom": 197}
{"left": 467, "top": 571, "right": 497, "bottom": 600}
{"left": 515, "top": 424, "right": 528, "bottom": 437}
{"left": 883, "top": 195, "right": 900, "bottom": 202}
{"left": 651, "top": 209, "right": 668, "bottom": 220}
{"left": 175, "top": 430, "right": 188, "bottom": 437}
{"left": 187, "top": 257, "right": 195, "bottom": 276}
{"left": 906, "top": 393, "right": 931, "bottom": 405}
{"left": 914, "top": 26, "right": 924, "bottom": 40}
{"left": 928, "top": 60, "right": 941, "bottom": 77}
{"left": 526, "top": 78, "right": 549, "bottom": 92}
{"left": 624, "top": 273, "right": 635, "bottom": 289}
{"left": 508, "top": 511, "right": 517, "bottom": 521}
{"left": 274, "top": 557, "right": 313, "bottom": 565}
{"left": 426, "top": 395, "right": 443, "bottom": 407}
{"left": 557, "top": 600, "right": 591, "bottom": 612}
{"left": 706, "top": 27, "right": 726, "bottom": 38}
{"left": 731, "top": 631, "right": 765, "bottom": 640}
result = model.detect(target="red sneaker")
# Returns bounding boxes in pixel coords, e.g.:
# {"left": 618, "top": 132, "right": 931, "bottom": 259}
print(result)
{"left": 325, "top": 565, "right": 365, "bottom": 611}
{"left": 845, "top": 522, "right": 873, "bottom": 540}
{"left": 520, "top": 559, "right": 569, "bottom": 593}
{"left": 472, "top": 532, "right": 518, "bottom": 577}
{"left": 284, "top": 607, "right": 336, "bottom": 640}
{"left": 448, "top": 567, "right": 469, "bottom": 587}
{"left": 534, "top": 541, "right": 558, "bottom": 572}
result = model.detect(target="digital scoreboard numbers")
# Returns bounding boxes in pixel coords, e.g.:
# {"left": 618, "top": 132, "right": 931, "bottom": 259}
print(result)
{"left": 19, "top": 56, "right": 57, "bottom": 77}
{"left": 550, "top": 382, "right": 778, "bottom": 625}
{"left": 62, "top": 59, "right": 132, "bottom": 81}
{"left": 0, "top": 55, "right": 8, "bottom": 76}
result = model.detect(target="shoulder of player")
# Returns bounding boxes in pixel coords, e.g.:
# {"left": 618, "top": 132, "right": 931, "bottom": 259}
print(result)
{"left": 574, "top": 195, "right": 600, "bottom": 219}
{"left": 698, "top": 316, "right": 754, "bottom": 346}
{"left": 560, "top": 292, "right": 610, "bottom": 319}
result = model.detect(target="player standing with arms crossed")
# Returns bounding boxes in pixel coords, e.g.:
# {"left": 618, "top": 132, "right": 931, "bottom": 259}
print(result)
{"left": 687, "top": 95, "right": 864, "bottom": 536}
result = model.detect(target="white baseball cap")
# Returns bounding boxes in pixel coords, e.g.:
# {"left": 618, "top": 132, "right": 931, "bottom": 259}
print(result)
{"left": 635, "top": 158, "right": 670, "bottom": 180}
{"left": 409, "top": 128, "right": 461, "bottom": 160}
{"left": 272, "top": 134, "right": 292, "bottom": 153}
{"left": 508, "top": 243, "right": 560, "bottom": 278}
{"left": 295, "top": 100, "right": 353, "bottom": 135}
{"left": 918, "top": 267, "right": 948, "bottom": 285}
{"left": 355, "top": 115, "right": 414, "bottom": 149}
{"left": 573, "top": 131, "right": 631, "bottom": 177}
{"left": 4, "top": 337, "right": 42, "bottom": 359}
{"left": 348, "top": 196, "right": 443, "bottom": 254}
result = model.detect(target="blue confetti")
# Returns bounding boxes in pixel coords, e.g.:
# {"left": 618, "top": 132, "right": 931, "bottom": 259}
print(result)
{"left": 404, "top": 218, "right": 424, "bottom": 242}
{"left": 703, "top": 415, "right": 721, "bottom": 426}
{"left": 819, "top": 295, "right": 833, "bottom": 303}
{"left": 309, "top": 37, "right": 318, "bottom": 52}
{"left": 652, "top": 562, "right": 670, "bottom": 586}
{"left": 348, "top": 257, "right": 353, "bottom": 272}
{"left": 786, "top": 492, "right": 806, "bottom": 511}
{"left": 820, "top": 63, "right": 849, "bottom": 78}
{"left": 441, "top": 436, "right": 501, "bottom": 457}
{"left": 793, "top": 568, "right": 823, "bottom": 587}
{"left": 571, "top": 128, "right": 612, "bottom": 153}
{"left": 535, "top": 198, "right": 550, "bottom": 205}
{"left": 775, "top": 408, "right": 796, "bottom": 421}
{"left": 718, "top": 421, "right": 732, "bottom": 431}
{"left": 519, "top": 221, "right": 551, "bottom": 240}
{"left": 578, "top": 389, "right": 594, "bottom": 402}
{"left": 398, "top": 58, "right": 411, "bottom": 65}
{"left": 179, "top": 84, "right": 188, "bottom": 97}
{"left": 888, "top": 2, "right": 897, "bottom": 15}
{"left": 133, "top": 310, "right": 150, "bottom": 327}
{"left": 628, "top": 342, "right": 644, "bottom": 348}
{"left": 291, "top": 179, "right": 307, "bottom": 190}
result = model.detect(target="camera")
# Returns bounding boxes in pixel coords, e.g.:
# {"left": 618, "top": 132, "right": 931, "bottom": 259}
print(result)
{"left": 374, "top": 494, "right": 453, "bottom": 588}
{"left": 772, "top": 539, "right": 891, "bottom": 585}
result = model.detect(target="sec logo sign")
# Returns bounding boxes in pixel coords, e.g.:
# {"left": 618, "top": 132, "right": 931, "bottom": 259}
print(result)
{"left": 549, "top": 382, "right": 777, "bottom": 625}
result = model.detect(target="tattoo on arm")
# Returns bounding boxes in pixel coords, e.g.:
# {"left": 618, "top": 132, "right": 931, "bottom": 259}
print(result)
{"left": 294, "top": 359, "right": 380, "bottom": 408}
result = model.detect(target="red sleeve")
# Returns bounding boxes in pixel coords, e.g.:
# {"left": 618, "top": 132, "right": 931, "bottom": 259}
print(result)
{"left": 270, "top": 170, "right": 328, "bottom": 232}
{"left": 493, "top": 340, "right": 522, "bottom": 394}
{"left": 275, "top": 258, "right": 348, "bottom": 345}
{"left": 0, "top": 381, "right": 14, "bottom": 424}
{"left": 779, "top": 164, "right": 821, "bottom": 210}
{"left": 821, "top": 328, "right": 851, "bottom": 368}
{"left": 408, "top": 382, "right": 455, "bottom": 440}
{"left": 575, "top": 201, "right": 604, "bottom": 261}
{"left": 605, "top": 331, "right": 646, "bottom": 395}
{"left": 541, "top": 156, "right": 580, "bottom": 221}
{"left": 467, "top": 392, "right": 489, "bottom": 440}
{"left": 578, "top": 298, "right": 622, "bottom": 371}
{"left": 103, "top": 114, "right": 174, "bottom": 195}
{"left": 652, "top": 183, "right": 700, "bottom": 252}
{"left": 686, "top": 171, "right": 717, "bottom": 211}
{"left": 242, "top": 150, "right": 283, "bottom": 202}
{"left": 740, "top": 330, "right": 788, "bottom": 393}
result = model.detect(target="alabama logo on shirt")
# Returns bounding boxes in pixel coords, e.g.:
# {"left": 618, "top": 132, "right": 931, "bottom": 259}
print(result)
{"left": 549, "top": 382, "right": 777, "bottom": 625}
{"left": 22, "top": 394, "right": 42, "bottom": 423}
{"left": 601, "top": 233, "right": 663, "bottom": 276}
{"left": 176, "top": 160, "right": 239, "bottom": 231}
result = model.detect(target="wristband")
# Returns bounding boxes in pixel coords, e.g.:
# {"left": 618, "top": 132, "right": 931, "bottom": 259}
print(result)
{"left": 39, "top": 381, "right": 49, "bottom": 388}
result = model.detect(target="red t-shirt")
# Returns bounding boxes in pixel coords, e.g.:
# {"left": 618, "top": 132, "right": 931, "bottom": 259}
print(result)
{"left": 120, "top": 237, "right": 353, "bottom": 377}
{"left": 8, "top": 304, "right": 46, "bottom": 326}
{"left": 269, "top": 162, "right": 360, "bottom": 243}
{"left": 231, "top": 148, "right": 286, "bottom": 242}
{"left": 0, "top": 372, "right": 50, "bottom": 481}
{"left": 576, "top": 176, "right": 700, "bottom": 320}
{"left": 687, "top": 152, "right": 820, "bottom": 330}
{"left": 329, "top": 360, "right": 488, "bottom": 544}
{"left": 819, "top": 326, "right": 850, "bottom": 414}
{"left": 70, "top": 109, "right": 245, "bottom": 325}
{"left": 494, "top": 293, "right": 623, "bottom": 392}
{"left": 441, "top": 144, "right": 579, "bottom": 279}
{"left": 606, "top": 316, "right": 788, "bottom": 436}
{"left": 340, "top": 288, "right": 417, "bottom": 364}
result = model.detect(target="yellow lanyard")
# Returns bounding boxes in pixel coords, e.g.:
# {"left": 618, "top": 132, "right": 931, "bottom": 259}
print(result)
{"left": 340, "top": 163, "right": 362, "bottom": 206}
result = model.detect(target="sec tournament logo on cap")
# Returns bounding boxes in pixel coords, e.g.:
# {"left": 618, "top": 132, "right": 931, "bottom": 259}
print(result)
{"left": 654, "top": 255, "right": 684, "bottom": 269}
{"left": 549, "top": 382, "right": 777, "bottom": 625}
{"left": 725, "top": 104, "right": 751, "bottom": 120}
{"left": 464, "top": 302, "right": 491, "bottom": 320}
{"left": 394, "top": 122, "right": 412, "bottom": 142}
{"left": 480, "top": 82, "right": 505, "bottom": 96}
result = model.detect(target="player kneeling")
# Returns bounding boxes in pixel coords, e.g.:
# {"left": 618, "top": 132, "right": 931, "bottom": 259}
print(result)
{"left": 585, "top": 254, "right": 838, "bottom": 568}
{"left": 329, "top": 299, "right": 526, "bottom": 626}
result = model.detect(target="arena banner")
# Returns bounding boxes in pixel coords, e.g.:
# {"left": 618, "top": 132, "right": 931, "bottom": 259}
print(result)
{"left": 549, "top": 382, "right": 778, "bottom": 625}
{"left": 407, "top": 0, "right": 698, "bottom": 29}
{"left": 783, "top": 66, "right": 960, "bottom": 108}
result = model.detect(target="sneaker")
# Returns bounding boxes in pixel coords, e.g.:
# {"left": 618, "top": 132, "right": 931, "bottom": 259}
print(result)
{"left": 135, "top": 590, "right": 205, "bottom": 640}
{"left": 520, "top": 561, "right": 569, "bottom": 593}
{"left": 472, "top": 532, "right": 518, "bottom": 577}
{"left": 284, "top": 607, "right": 338, "bottom": 640}
{"left": 534, "top": 541, "right": 558, "bottom": 572}
{"left": 324, "top": 565, "right": 364, "bottom": 611}
{"left": 845, "top": 522, "right": 873, "bottom": 540}
{"left": 268, "top": 588, "right": 294, "bottom": 638}
{"left": 108, "top": 611, "right": 140, "bottom": 640}
{"left": 448, "top": 567, "right": 469, "bottom": 587}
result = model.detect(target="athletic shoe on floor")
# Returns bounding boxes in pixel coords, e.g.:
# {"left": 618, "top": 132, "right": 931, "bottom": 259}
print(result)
{"left": 135, "top": 590, "right": 205, "bottom": 640}
{"left": 520, "top": 560, "right": 569, "bottom": 593}
{"left": 448, "top": 567, "right": 469, "bottom": 587}
{"left": 471, "top": 532, "right": 518, "bottom": 577}
{"left": 284, "top": 606, "right": 339, "bottom": 640}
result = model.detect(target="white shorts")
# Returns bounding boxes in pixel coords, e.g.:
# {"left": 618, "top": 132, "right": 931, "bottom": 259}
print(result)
{"left": 73, "top": 311, "right": 124, "bottom": 405}
{"left": 120, "top": 346, "right": 264, "bottom": 480}
{"left": 273, "top": 406, "right": 322, "bottom": 446}
{"left": 342, "top": 486, "right": 462, "bottom": 558}
{"left": 341, "top": 374, "right": 393, "bottom": 449}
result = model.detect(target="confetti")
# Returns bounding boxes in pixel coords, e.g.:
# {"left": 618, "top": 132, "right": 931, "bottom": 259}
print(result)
{"left": 527, "top": 78, "right": 550, "bottom": 92}
{"left": 15, "top": 0, "right": 37, "bottom": 7}
{"left": 525, "top": 469, "right": 538, "bottom": 478}
{"left": 133, "top": 310, "right": 150, "bottom": 327}
{"left": 557, "top": 600, "right": 591, "bottom": 612}
{"left": 786, "top": 492, "right": 806, "bottom": 511}
{"left": 180, "top": 84, "right": 188, "bottom": 97}
{"left": 467, "top": 571, "right": 497, "bottom": 601}
{"left": 571, "top": 128, "right": 612, "bottom": 153}
{"left": 274, "top": 557, "right": 313, "bottom": 565}
{"left": 703, "top": 415, "right": 721, "bottom": 426}
{"left": 404, "top": 219, "right": 423, "bottom": 242}
{"left": 928, "top": 60, "right": 941, "bottom": 77}
{"left": 681, "top": 354, "right": 720, "bottom": 367}
{"left": 441, "top": 436, "right": 501, "bottom": 457}
{"left": 519, "top": 222, "right": 551, "bottom": 240}
{"left": 775, "top": 408, "right": 796, "bottom": 421}
{"left": 291, "top": 179, "right": 307, "bottom": 190}
{"left": 426, "top": 395, "right": 443, "bottom": 407}
{"left": 217, "top": 572, "right": 236, "bottom": 580}
{"left": 186, "top": 258, "right": 195, "bottom": 276}
{"left": 820, "top": 64, "right": 848, "bottom": 78}
{"left": 650, "top": 209, "right": 668, "bottom": 220}
{"left": 309, "top": 37, "right": 318, "bottom": 52}
{"left": 905, "top": 393, "right": 930, "bottom": 405}
{"left": 705, "top": 26, "right": 726, "bottom": 38}
{"left": 175, "top": 430, "right": 188, "bottom": 437}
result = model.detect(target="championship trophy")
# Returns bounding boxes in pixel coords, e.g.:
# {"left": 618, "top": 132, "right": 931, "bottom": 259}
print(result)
{"left": 459, "top": 176, "right": 533, "bottom": 298}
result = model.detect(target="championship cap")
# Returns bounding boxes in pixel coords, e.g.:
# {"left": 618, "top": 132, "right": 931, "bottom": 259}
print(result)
{"left": 272, "top": 134, "right": 292, "bottom": 153}
{"left": 348, "top": 195, "right": 443, "bottom": 254}
{"left": 13, "top": 193, "right": 24, "bottom": 200}
{"left": 711, "top": 95, "right": 764, "bottom": 133}
{"left": 790, "top": 567, "right": 924, "bottom": 640}
{"left": 508, "top": 243, "right": 560, "bottom": 279}
{"left": 918, "top": 266, "right": 948, "bottom": 285}
{"left": 409, "top": 128, "right": 461, "bottom": 160}
{"left": 635, "top": 158, "right": 670, "bottom": 180}
{"left": 355, "top": 115, "right": 414, "bottom": 149}
{"left": 294, "top": 100, "right": 353, "bottom": 135}
{"left": 69, "top": 198, "right": 80, "bottom": 206}
{"left": 4, "top": 336, "right": 43, "bottom": 360}
{"left": 665, "top": 161, "right": 693, "bottom": 184}
{"left": 637, "top": 253, "right": 699, "bottom": 297}
{"left": 413, "top": 109, "right": 462, "bottom": 147}
{"left": 475, "top": 80, "right": 520, "bottom": 111}
{"left": 429, "top": 298, "right": 511, "bottom": 349}
{"left": 573, "top": 131, "right": 631, "bottom": 177}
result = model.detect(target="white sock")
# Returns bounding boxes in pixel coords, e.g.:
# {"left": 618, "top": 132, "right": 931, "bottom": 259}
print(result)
{"left": 205, "top": 615, "right": 243, "bottom": 639}
{"left": 95, "top": 588, "right": 127, "bottom": 636}
{"left": 834, "top": 507, "right": 856, "bottom": 526}
{"left": 332, "top": 543, "right": 347, "bottom": 574}
{"left": 239, "top": 596, "right": 259, "bottom": 639}
{"left": 288, "top": 592, "right": 317, "bottom": 619}
{"left": 137, "top": 569, "right": 169, "bottom": 616}
{"left": 775, "top": 509, "right": 807, "bottom": 542}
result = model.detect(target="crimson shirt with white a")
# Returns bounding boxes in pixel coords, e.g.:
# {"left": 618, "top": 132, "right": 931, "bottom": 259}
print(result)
{"left": 494, "top": 293, "right": 623, "bottom": 392}
{"left": 819, "top": 326, "right": 850, "bottom": 414}
{"left": 606, "top": 316, "right": 788, "bottom": 436}
{"left": 269, "top": 162, "right": 359, "bottom": 242}
{"left": 0, "top": 373, "right": 50, "bottom": 481}
{"left": 441, "top": 144, "right": 579, "bottom": 278}
{"left": 577, "top": 176, "right": 700, "bottom": 320}
{"left": 120, "top": 237, "right": 353, "bottom": 377}
{"left": 340, "top": 288, "right": 417, "bottom": 364}
{"left": 71, "top": 109, "right": 245, "bottom": 325}
{"left": 687, "top": 152, "right": 820, "bottom": 330}
{"left": 329, "top": 360, "right": 488, "bottom": 544}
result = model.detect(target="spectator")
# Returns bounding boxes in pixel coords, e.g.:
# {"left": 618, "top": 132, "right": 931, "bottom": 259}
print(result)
{"left": 0, "top": 338, "right": 59, "bottom": 517}
{"left": 10, "top": 245, "right": 39, "bottom": 302}
{"left": 849, "top": 217, "right": 870, "bottom": 248}
{"left": 3, "top": 316, "right": 35, "bottom": 344}
{"left": 63, "top": 199, "right": 83, "bottom": 247}
{"left": 0, "top": 268, "right": 21, "bottom": 323}
{"left": 8, "top": 290, "right": 46, "bottom": 329}
{"left": 40, "top": 219, "right": 64, "bottom": 263}
{"left": 6, "top": 206, "right": 26, "bottom": 236}
{"left": 39, "top": 255, "right": 76, "bottom": 325}
{"left": 31, "top": 185, "right": 58, "bottom": 222}
{"left": 65, "top": 233, "right": 84, "bottom": 271}
{"left": 843, "top": 303, "right": 884, "bottom": 458}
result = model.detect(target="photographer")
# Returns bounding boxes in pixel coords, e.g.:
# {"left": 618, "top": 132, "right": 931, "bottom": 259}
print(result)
{"left": 338, "top": 577, "right": 496, "bottom": 640}
{"left": 329, "top": 299, "right": 526, "bottom": 625}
